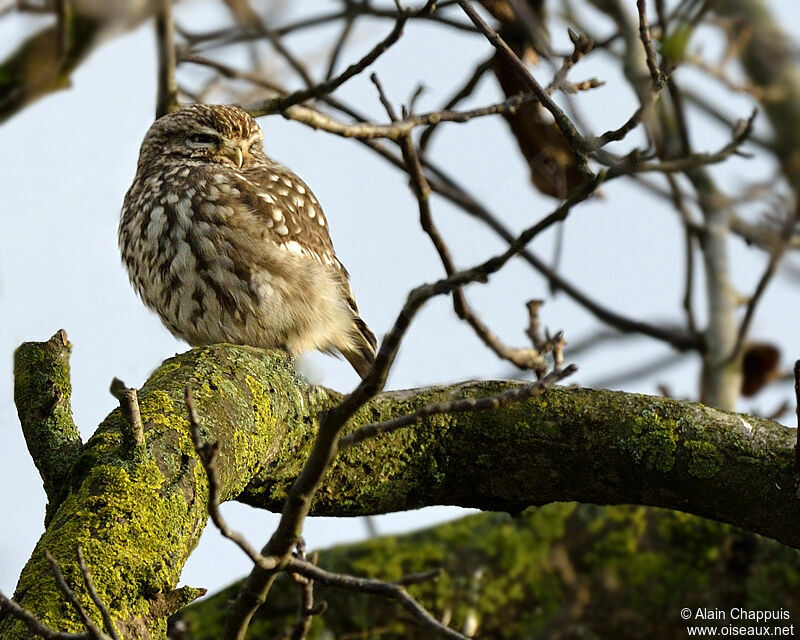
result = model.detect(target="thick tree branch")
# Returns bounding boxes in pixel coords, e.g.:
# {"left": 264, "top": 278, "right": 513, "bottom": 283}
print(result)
{"left": 13, "top": 329, "right": 82, "bottom": 517}
{"left": 5, "top": 338, "right": 800, "bottom": 639}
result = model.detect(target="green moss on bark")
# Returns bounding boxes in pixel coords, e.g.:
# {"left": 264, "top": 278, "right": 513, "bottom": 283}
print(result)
{"left": 6, "top": 342, "right": 800, "bottom": 639}
{"left": 13, "top": 331, "right": 82, "bottom": 517}
{"left": 2, "top": 345, "right": 323, "bottom": 639}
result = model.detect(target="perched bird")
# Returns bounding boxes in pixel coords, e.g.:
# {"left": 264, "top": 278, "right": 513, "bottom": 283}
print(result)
{"left": 119, "top": 104, "right": 376, "bottom": 377}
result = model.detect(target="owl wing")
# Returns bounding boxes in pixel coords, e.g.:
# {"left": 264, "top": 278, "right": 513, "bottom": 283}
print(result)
{"left": 235, "top": 162, "right": 377, "bottom": 355}
{"left": 238, "top": 162, "right": 339, "bottom": 267}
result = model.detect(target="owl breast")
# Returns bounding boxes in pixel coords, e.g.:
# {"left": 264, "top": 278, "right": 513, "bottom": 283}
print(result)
{"left": 119, "top": 163, "right": 356, "bottom": 356}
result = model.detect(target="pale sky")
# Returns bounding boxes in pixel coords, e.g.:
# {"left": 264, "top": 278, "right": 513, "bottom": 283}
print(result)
{"left": 1, "top": 0, "right": 798, "bottom": 600}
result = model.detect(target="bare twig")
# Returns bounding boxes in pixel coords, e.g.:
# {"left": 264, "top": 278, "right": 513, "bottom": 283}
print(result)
{"left": 419, "top": 56, "right": 494, "bottom": 152}
{"left": 395, "top": 569, "right": 443, "bottom": 586}
{"left": 340, "top": 365, "right": 577, "bottom": 448}
{"left": 185, "top": 53, "right": 543, "bottom": 140}
{"left": 456, "top": 0, "right": 591, "bottom": 161}
{"left": 288, "top": 558, "right": 469, "bottom": 640}
{"left": 370, "top": 73, "right": 399, "bottom": 121}
{"left": 393, "top": 94, "right": 549, "bottom": 373}
{"left": 345, "top": 135, "right": 700, "bottom": 351}
{"left": 687, "top": 54, "right": 781, "bottom": 101}
{"left": 592, "top": 104, "right": 648, "bottom": 147}
{"left": 185, "top": 388, "right": 277, "bottom": 571}
{"left": 183, "top": 3, "right": 474, "bottom": 51}
{"left": 0, "top": 591, "right": 89, "bottom": 640}
{"left": 277, "top": 541, "right": 326, "bottom": 640}
{"left": 45, "top": 552, "right": 110, "bottom": 640}
{"left": 636, "top": 0, "right": 664, "bottom": 90}
{"left": 154, "top": 0, "right": 179, "bottom": 118}
{"left": 244, "top": 5, "right": 424, "bottom": 116}
{"left": 261, "top": 88, "right": 542, "bottom": 137}
{"left": 325, "top": 10, "right": 357, "bottom": 80}
{"left": 728, "top": 204, "right": 797, "bottom": 364}
{"left": 110, "top": 378, "right": 144, "bottom": 448}
{"left": 682, "top": 87, "right": 773, "bottom": 151}
{"left": 605, "top": 111, "right": 756, "bottom": 176}
{"left": 590, "top": 351, "right": 688, "bottom": 389}
{"left": 546, "top": 29, "right": 597, "bottom": 95}
{"left": 75, "top": 548, "right": 120, "bottom": 640}
{"left": 666, "top": 175, "right": 701, "bottom": 339}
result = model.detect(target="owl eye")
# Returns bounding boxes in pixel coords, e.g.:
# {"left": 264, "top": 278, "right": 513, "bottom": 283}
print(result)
{"left": 249, "top": 141, "right": 262, "bottom": 153}
{"left": 188, "top": 133, "right": 219, "bottom": 145}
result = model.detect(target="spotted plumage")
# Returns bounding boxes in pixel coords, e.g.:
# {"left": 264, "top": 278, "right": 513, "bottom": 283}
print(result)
{"left": 119, "top": 104, "right": 376, "bottom": 377}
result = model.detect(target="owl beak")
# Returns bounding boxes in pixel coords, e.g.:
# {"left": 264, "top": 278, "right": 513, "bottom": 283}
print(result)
{"left": 222, "top": 143, "right": 246, "bottom": 168}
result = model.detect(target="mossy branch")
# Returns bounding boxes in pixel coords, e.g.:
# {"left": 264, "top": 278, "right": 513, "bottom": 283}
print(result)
{"left": 13, "top": 330, "right": 82, "bottom": 516}
{"left": 3, "top": 339, "right": 799, "bottom": 639}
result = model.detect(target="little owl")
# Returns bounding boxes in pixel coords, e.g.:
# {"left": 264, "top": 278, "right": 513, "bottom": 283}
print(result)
{"left": 119, "top": 104, "right": 377, "bottom": 377}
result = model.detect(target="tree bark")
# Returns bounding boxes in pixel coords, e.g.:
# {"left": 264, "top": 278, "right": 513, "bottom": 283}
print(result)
{"left": 2, "top": 335, "right": 798, "bottom": 639}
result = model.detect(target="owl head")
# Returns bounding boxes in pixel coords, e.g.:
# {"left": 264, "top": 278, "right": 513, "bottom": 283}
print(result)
{"left": 138, "top": 104, "right": 267, "bottom": 170}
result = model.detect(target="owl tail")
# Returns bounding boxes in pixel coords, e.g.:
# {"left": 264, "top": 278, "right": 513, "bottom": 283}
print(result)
{"left": 343, "top": 316, "right": 377, "bottom": 379}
